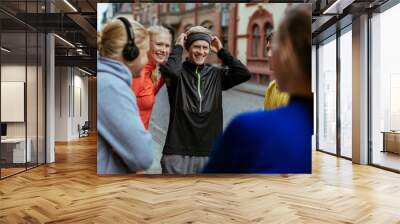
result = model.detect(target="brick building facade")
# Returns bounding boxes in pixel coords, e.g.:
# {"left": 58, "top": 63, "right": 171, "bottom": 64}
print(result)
{"left": 103, "top": 3, "right": 288, "bottom": 85}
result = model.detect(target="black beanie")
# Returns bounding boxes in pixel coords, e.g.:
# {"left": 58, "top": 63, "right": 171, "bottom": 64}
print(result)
{"left": 184, "top": 33, "right": 212, "bottom": 50}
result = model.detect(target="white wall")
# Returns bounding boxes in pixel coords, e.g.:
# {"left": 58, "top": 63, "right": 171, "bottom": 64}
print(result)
{"left": 1, "top": 65, "right": 33, "bottom": 138}
{"left": 1, "top": 65, "right": 26, "bottom": 81}
{"left": 1, "top": 82, "right": 25, "bottom": 122}
{"left": 1, "top": 64, "right": 45, "bottom": 164}
{"left": 55, "top": 66, "right": 69, "bottom": 141}
{"left": 1, "top": 66, "right": 26, "bottom": 127}
{"left": 55, "top": 67, "right": 89, "bottom": 141}
{"left": 72, "top": 72, "right": 89, "bottom": 138}
{"left": 74, "top": 73, "right": 89, "bottom": 123}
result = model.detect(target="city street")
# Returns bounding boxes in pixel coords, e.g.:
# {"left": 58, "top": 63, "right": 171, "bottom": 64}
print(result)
{"left": 146, "top": 84, "right": 265, "bottom": 174}
{"left": 100, "top": 2, "right": 278, "bottom": 174}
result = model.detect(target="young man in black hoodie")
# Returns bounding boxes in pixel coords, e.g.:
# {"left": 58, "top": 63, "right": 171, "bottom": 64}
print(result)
{"left": 159, "top": 26, "right": 251, "bottom": 174}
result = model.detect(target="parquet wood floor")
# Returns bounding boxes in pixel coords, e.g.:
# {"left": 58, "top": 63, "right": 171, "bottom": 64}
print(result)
{"left": 1, "top": 135, "right": 399, "bottom": 223}
{"left": 1, "top": 167, "right": 26, "bottom": 178}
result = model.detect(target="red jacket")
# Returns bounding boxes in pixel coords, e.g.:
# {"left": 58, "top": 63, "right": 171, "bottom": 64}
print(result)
{"left": 131, "top": 61, "right": 165, "bottom": 129}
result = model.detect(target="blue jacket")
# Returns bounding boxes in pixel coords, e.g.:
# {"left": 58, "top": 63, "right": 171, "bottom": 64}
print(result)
{"left": 97, "top": 57, "right": 153, "bottom": 174}
{"left": 203, "top": 96, "right": 313, "bottom": 174}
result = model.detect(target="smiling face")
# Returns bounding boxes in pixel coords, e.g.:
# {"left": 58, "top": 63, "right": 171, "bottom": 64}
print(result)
{"left": 187, "top": 40, "right": 210, "bottom": 65}
{"left": 148, "top": 33, "right": 171, "bottom": 64}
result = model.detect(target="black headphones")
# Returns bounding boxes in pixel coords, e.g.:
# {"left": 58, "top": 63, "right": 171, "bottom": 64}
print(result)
{"left": 118, "top": 17, "right": 139, "bottom": 61}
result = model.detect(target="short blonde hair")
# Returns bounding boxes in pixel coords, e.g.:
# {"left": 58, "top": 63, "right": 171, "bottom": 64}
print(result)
{"left": 147, "top": 25, "right": 172, "bottom": 42}
{"left": 185, "top": 26, "right": 212, "bottom": 36}
{"left": 97, "top": 18, "right": 149, "bottom": 60}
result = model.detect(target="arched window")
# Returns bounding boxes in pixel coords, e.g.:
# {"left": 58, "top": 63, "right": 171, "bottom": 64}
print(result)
{"left": 264, "top": 23, "right": 273, "bottom": 57}
{"left": 251, "top": 25, "right": 260, "bottom": 57}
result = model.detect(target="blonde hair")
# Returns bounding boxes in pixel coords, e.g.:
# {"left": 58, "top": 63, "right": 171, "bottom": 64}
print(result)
{"left": 186, "top": 26, "right": 212, "bottom": 36}
{"left": 148, "top": 25, "right": 172, "bottom": 42}
{"left": 97, "top": 18, "right": 149, "bottom": 60}
{"left": 147, "top": 25, "right": 172, "bottom": 84}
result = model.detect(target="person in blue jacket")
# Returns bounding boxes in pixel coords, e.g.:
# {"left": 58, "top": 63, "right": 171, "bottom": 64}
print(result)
{"left": 97, "top": 18, "right": 153, "bottom": 174}
{"left": 203, "top": 5, "right": 313, "bottom": 174}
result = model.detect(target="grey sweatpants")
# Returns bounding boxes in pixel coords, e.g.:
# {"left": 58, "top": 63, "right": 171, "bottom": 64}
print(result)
{"left": 161, "top": 154, "right": 209, "bottom": 174}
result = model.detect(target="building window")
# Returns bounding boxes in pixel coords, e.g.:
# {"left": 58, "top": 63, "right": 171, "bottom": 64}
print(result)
{"left": 162, "top": 4, "right": 167, "bottom": 13}
{"left": 339, "top": 28, "right": 352, "bottom": 159}
{"left": 221, "top": 3, "right": 230, "bottom": 27}
{"left": 371, "top": 3, "right": 400, "bottom": 171}
{"left": 317, "top": 36, "right": 337, "bottom": 155}
{"left": 185, "top": 3, "right": 195, "bottom": 11}
{"left": 169, "top": 3, "right": 179, "bottom": 13}
{"left": 251, "top": 25, "right": 260, "bottom": 57}
{"left": 222, "top": 27, "right": 228, "bottom": 49}
{"left": 246, "top": 7, "right": 274, "bottom": 84}
{"left": 264, "top": 23, "right": 273, "bottom": 58}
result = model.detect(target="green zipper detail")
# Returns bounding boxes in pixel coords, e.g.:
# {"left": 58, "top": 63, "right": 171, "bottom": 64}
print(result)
{"left": 195, "top": 66, "right": 202, "bottom": 112}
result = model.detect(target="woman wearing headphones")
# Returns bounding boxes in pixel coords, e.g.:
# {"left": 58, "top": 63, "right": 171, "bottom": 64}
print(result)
{"left": 131, "top": 25, "right": 172, "bottom": 129}
{"left": 97, "top": 17, "right": 153, "bottom": 174}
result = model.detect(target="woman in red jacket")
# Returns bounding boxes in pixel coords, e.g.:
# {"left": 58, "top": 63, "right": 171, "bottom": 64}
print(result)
{"left": 131, "top": 25, "right": 172, "bottom": 129}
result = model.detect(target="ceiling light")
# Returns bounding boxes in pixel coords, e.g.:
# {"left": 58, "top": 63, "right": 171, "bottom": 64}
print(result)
{"left": 323, "top": 0, "right": 354, "bottom": 15}
{"left": 63, "top": 0, "right": 78, "bottom": 12}
{"left": 323, "top": 0, "right": 342, "bottom": 14}
{"left": 76, "top": 48, "right": 86, "bottom": 55}
{"left": 1, "top": 47, "right": 11, "bottom": 53}
{"left": 78, "top": 67, "right": 92, "bottom": 76}
{"left": 54, "top": 34, "right": 75, "bottom": 48}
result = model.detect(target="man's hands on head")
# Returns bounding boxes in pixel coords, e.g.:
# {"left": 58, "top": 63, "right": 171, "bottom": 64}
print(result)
{"left": 176, "top": 33, "right": 187, "bottom": 47}
{"left": 176, "top": 33, "right": 222, "bottom": 52}
{"left": 211, "top": 36, "right": 223, "bottom": 53}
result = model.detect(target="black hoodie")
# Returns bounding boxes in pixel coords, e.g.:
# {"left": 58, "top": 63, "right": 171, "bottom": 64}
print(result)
{"left": 159, "top": 45, "right": 251, "bottom": 156}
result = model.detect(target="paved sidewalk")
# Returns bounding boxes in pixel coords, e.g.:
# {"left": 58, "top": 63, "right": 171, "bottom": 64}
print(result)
{"left": 144, "top": 138, "right": 163, "bottom": 174}
{"left": 232, "top": 82, "right": 267, "bottom": 97}
{"left": 145, "top": 82, "right": 267, "bottom": 174}
{"left": 145, "top": 122, "right": 166, "bottom": 174}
